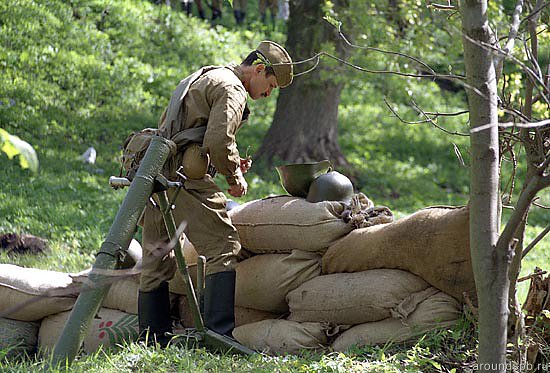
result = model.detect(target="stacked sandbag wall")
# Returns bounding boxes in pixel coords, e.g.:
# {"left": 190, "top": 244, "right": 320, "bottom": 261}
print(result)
{"left": 228, "top": 200, "right": 467, "bottom": 354}
{"left": 0, "top": 258, "right": 142, "bottom": 357}
{"left": 232, "top": 269, "right": 462, "bottom": 354}
{"left": 322, "top": 206, "right": 475, "bottom": 303}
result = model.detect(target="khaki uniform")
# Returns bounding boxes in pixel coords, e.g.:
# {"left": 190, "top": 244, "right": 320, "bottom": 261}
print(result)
{"left": 141, "top": 64, "right": 249, "bottom": 292}
{"left": 259, "top": 0, "right": 277, "bottom": 17}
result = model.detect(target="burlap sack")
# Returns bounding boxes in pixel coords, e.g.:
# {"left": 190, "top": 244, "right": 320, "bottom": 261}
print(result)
{"left": 322, "top": 206, "right": 475, "bottom": 302}
{"left": 0, "top": 264, "right": 77, "bottom": 321}
{"left": 235, "top": 307, "right": 283, "bottom": 327}
{"left": 70, "top": 271, "right": 140, "bottom": 314}
{"left": 38, "top": 308, "right": 139, "bottom": 353}
{"left": 168, "top": 265, "right": 198, "bottom": 296}
{"left": 167, "top": 237, "right": 200, "bottom": 295}
{"left": 176, "top": 296, "right": 282, "bottom": 328}
{"left": 102, "top": 277, "right": 139, "bottom": 314}
{"left": 236, "top": 250, "right": 321, "bottom": 313}
{"left": 233, "top": 319, "right": 329, "bottom": 355}
{"left": 228, "top": 196, "right": 352, "bottom": 253}
{"left": 331, "top": 291, "right": 461, "bottom": 351}
{"left": 287, "top": 270, "right": 430, "bottom": 324}
{"left": 0, "top": 317, "right": 39, "bottom": 358}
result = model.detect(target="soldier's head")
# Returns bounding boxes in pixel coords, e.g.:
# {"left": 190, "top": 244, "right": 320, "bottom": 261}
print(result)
{"left": 240, "top": 41, "right": 293, "bottom": 100}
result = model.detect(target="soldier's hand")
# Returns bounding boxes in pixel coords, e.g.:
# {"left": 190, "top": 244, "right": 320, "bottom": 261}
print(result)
{"left": 228, "top": 174, "right": 248, "bottom": 197}
{"left": 240, "top": 157, "right": 252, "bottom": 174}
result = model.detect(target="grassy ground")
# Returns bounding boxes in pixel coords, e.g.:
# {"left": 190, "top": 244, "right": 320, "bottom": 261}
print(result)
{"left": 1, "top": 318, "right": 479, "bottom": 372}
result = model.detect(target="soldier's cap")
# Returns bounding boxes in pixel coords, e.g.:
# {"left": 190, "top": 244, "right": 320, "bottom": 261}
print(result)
{"left": 256, "top": 41, "right": 293, "bottom": 88}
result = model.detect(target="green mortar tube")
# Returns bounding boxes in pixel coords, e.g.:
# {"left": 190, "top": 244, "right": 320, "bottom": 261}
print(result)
{"left": 50, "top": 136, "right": 174, "bottom": 367}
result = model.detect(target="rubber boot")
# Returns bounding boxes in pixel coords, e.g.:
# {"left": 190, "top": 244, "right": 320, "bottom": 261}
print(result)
{"left": 183, "top": 2, "right": 192, "bottom": 16}
{"left": 203, "top": 271, "right": 236, "bottom": 336}
{"left": 198, "top": 9, "right": 206, "bottom": 19}
{"left": 211, "top": 8, "right": 222, "bottom": 21}
{"left": 138, "top": 282, "right": 173, "bottom": 347}
{"left": 233, "top": 9, "right": 242, "bottom": 25}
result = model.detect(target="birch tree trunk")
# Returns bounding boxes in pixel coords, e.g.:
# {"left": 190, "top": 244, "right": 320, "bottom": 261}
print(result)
{"left": 460, "top": 0, "right": 510, "bottom": 370}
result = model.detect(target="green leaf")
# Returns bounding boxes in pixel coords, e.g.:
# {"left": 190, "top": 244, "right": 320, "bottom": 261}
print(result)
{"left": 227, "top": 0, "right": 233, "bottom": 7}
{"left": 323, "top": 15, "right": 341, "bottom": 29}
{"left": 429, "top": 361, "right": 441, "bottom": 370}
{"left": 0, "top": 128, "right": 39, "bottom": 173}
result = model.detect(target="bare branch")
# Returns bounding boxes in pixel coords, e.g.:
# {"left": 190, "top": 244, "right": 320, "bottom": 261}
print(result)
{"left": 411, "top": 99, "right": 470, "bottom": 136}
{"left": 470, "top": 119, "right": 550, "bottom": 133}
{"left": 426, "top": 0, "right": 458, "bottom": 11}
{"left": 333, "top": 21, "right": 438, "bottom": 75}
{"left": 522, "top": 225, "right": 550, "bottom": 259}
{"left": 518, "top": 269, "right": 547, "bottom": 282}
{"left": 453, "top": 143, "right": 466, "bottom": 166}
{"left": 424, "top": 109, "right": 470, "bottom": 117}
{"left": 501, "top": 138, "right": 518, "bottom": 205}
{"left": 532, "top": 201, "right": 550, "bottom": 209}
{"left": 383, "top": 98, "right": 470, "bottom": 136}
{"left": 460, "top": 31, "right": 549, "bottom": 105}
{"left": 494, "top": 0, "right": 524, "bottom": 78}
{"left": 289, "top": 51, "right": 464, "bottom": 80}
{"left": 520, "top": 0, "right": 549, "bottom": 25}
{"left": 496, "top": 156, "right": 550, "bottom": 259}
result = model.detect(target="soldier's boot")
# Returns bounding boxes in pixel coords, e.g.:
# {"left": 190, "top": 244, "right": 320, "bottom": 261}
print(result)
{"left": 198, "top": 9, "right": 206, "bottom": 19}
{"left": 211, "top": 8, "right": 222, "bottom": 21}
{"left": 233, "top": 9, "right": 242, "bottom": 24}
{"left": 138, "top": 282, "right": 173, "bottom": 347}
{"left": 203, "top": 271, "right": 236, "bottom": 336}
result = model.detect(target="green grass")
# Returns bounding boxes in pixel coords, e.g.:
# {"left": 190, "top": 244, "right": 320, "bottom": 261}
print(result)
{"left": 1, "top": 317, "right": 479, "bottom": 372}
{"left": 0, "top": 0, "right": 548, "bottom": 370}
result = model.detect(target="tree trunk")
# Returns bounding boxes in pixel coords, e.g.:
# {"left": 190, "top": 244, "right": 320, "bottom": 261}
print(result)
{"left": 460, "top": 0, "right": 509, "bottom": 370}
{"left": 256, "top": 0, "right": 349, "bottom": 167}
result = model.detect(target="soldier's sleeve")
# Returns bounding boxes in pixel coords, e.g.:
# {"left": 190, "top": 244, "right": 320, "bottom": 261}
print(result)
{"left": 203, "top": 82, "right": 247, "bottom": 185}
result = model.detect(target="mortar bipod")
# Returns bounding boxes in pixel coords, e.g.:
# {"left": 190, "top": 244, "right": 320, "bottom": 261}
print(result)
{"left": 109, "top": 174, "right": 255, "bottom": 355}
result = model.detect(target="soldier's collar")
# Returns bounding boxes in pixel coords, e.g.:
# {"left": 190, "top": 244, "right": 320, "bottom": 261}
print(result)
{"left": 226, "top": 63, "right": 244, "bottom": 83}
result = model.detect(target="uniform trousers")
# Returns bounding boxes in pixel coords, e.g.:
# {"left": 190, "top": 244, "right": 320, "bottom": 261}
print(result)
{"left": 140, "top": 175, "right": 240, "bottom": 292}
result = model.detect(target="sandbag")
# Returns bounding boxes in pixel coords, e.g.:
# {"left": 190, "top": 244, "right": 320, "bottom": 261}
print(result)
{"left": 167, "top": 237, "right": 200, "bottom": 295}
{"left": 0, "top": 264, "right": 77, "bottom": 321}
{"left": 331, "top": 291, "right": 461, "bottom": 351}
{"left": 70, "top": 271, "right": 140, "bottom": 314}
{"left": 228, "top": 196, "right": 352, "bottom": 253}
{"left": 168, "top": 265, "right": 198, "bottom": 296}
{"left": 236, "top": 250, "right": 321, "bottom": 313}
{"left": 322, "top": 206, "right": 475, "bottom": 302}
{"left": 235, "top": 307, "right": 283, "bottom": 327}
{"left": 287, "top": 270, "right": 430, "bottom": 324}
{"left": 0, "top": 317, "right": 39, "bottom": 358}
{"left": 175, "top": 296, "right": 282, "bottom": 328}
{"left": 102, "top": 277, "right": 139, "bottom": 314}
{"left": 175, "top": 294, "right": 198, "bottom": 328}
{"left": 38, "top": 308, "right": 139, "bottom": 353}
{"left": 233, "top": 319, "right": 329, "bottom": 355}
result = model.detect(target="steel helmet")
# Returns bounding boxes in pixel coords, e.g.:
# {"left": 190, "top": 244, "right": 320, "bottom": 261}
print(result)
{"left": 306, "top": 171, "right": 354, "bottom": 203}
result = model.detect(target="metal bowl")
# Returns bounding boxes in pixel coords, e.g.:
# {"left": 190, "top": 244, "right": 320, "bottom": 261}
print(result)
{"left": 276, "top": 160, "right": 332, "bottom": 197}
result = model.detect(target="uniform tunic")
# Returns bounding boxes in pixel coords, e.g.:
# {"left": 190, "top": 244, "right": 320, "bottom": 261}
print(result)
{"left": 140, "top": 64, "right": 249, "bottom": 292}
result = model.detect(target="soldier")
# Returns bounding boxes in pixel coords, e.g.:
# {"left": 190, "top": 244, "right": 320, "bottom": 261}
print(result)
{"left": 259, "top": 0, "right": 277, "bottom": 24}
{"left": 233, "top": 0, "right": 247, "bottom": 25}
{"left": 211, "top": 0, "right": 222, "bottom": 20}
{"left": 138, "top": 41, "right": 293, "bottom": 345}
